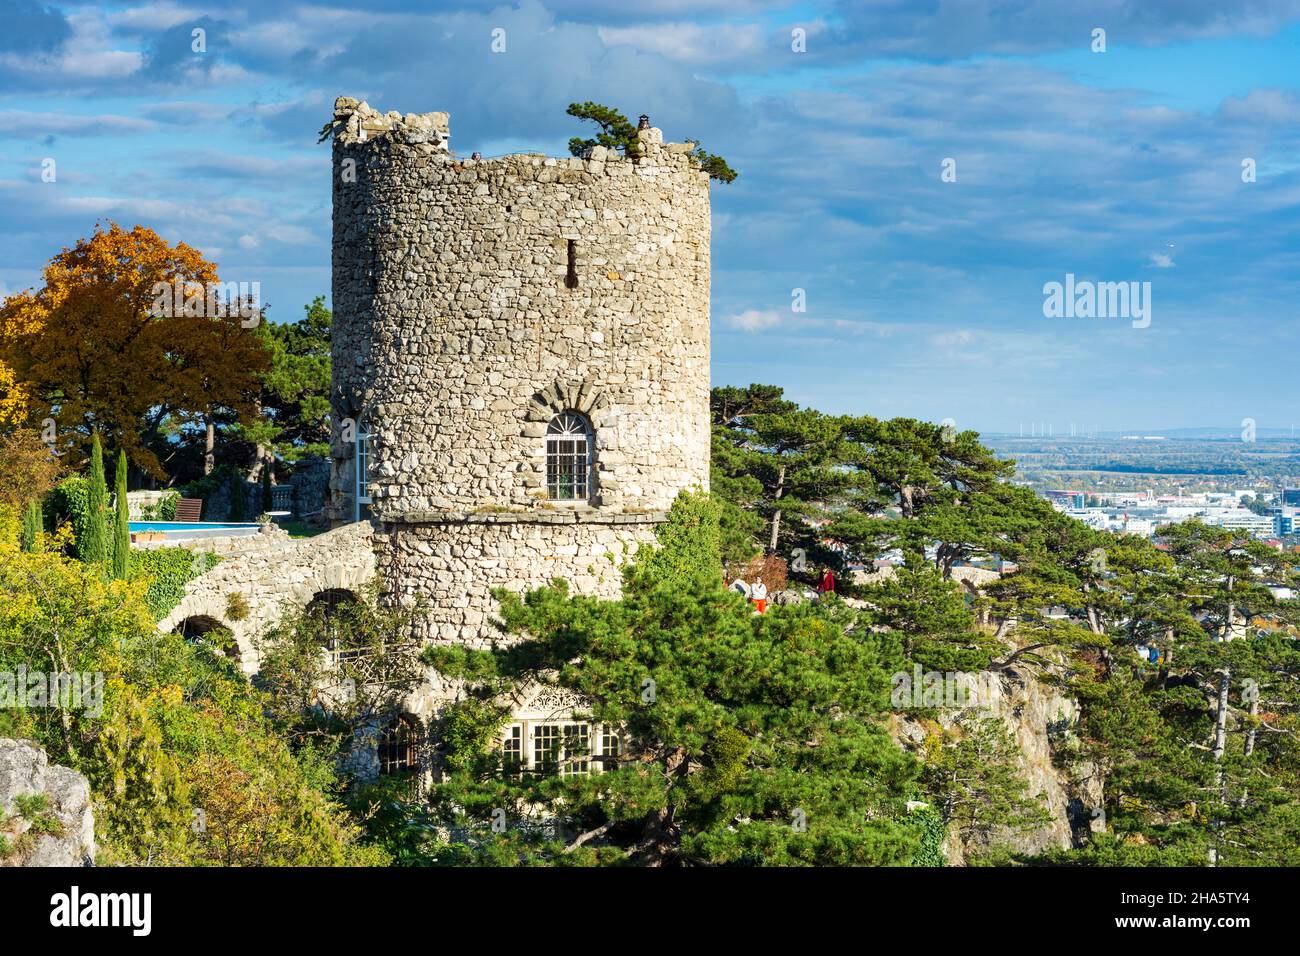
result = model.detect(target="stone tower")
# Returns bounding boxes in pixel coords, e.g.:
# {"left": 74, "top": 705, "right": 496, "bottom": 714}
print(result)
{"left": 328, "top": 97, "right": 711, "bottom": 653}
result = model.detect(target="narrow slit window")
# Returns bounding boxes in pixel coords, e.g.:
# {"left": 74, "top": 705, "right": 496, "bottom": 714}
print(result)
{"left": 565, "top": 239, "right": 579, "bottom": 289}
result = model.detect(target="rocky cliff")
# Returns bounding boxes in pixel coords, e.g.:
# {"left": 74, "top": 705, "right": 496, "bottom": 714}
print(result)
{"left": 892, "top": 664, "right": 1104, "bottom": 865}
{"left": 0, "top": 738, "right": 95, "bottom": 866}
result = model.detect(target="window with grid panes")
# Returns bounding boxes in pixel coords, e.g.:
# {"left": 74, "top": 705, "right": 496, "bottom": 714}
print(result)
{"left": 533, "top": 723, "right": 561, "bottom": 773}
{"left": 562, "top": 724, "right": 590, "bottom": 776}
{"left": 502, "top": 724, "right": 523, "bottom": 777}
{"left": 545, "top": 412, "right": 592, "bottom": 501}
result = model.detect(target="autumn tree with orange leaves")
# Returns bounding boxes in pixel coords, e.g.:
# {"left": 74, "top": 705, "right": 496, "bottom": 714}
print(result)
{"left": 0, "top": 222, "right": 269, "bottom": 478}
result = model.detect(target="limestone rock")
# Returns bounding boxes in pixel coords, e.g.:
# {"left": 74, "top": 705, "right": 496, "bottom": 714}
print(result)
{"left": 0, "top": 738, "right": 94, "bottom": 867}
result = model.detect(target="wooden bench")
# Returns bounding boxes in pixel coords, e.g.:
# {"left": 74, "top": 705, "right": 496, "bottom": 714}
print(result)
{"left": 174, "top": 498, "right": 203, "bottom": 522}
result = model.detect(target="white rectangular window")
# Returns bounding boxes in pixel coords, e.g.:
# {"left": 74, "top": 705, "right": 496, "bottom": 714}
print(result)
{"left": 533, "top": 724, "right": 561, "bottom": 774}
{"left": 599, "top": 723, "right": 621, "bottom": 769}
{"left": 502, "top": 724, "right": 523, "bottom": 778}
{"left": 355, "top": 430, "right": 372, "bottom": 522}
{"left": 508, "top": 720, "right": 622, "bottom": 777}
{"left": 562, "top": 724, "right": 589, "bottom": 776}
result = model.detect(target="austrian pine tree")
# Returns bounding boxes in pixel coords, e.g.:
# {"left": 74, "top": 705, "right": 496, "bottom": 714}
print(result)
{"left": 423, "top": 492, "right": 922, "bottom": 866}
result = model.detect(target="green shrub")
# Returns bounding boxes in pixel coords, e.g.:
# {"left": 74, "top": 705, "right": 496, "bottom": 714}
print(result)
{"left": 82, "top": 434, "right": 109, "bottom": 566}
{"left": 47, "top": 476, "right": 89, "bottom": 554}
{"left": 141, "top": 490, "right": 180, "bottom": 521}
{"left": 908, "top": 804, "right": 947, "bottom": 867}
{"left": 225, "top": 591, "right": 250, "bottom": 622}
{"left": 112, "top": 450, "right": 130, "bottom": 580}
{"left": 20, "top": 499, "right": 42, "bottom": 553}
{"left": 129, "top": 548, "right": 222, "bottom": 620}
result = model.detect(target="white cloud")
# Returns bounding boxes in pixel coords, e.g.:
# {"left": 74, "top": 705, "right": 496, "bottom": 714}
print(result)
{"left": 597, "top": 21, "right": 766, "bottom": 65}
{"left": 725, "top": 308, "right": 783, "bottom": 331}
{"left": 929, "top": 329, "right": 975, "bottom": 349}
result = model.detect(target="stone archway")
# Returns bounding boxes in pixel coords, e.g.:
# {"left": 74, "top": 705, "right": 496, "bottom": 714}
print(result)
{"left": 172, "top": 614, "right": 240, "bottom": 661}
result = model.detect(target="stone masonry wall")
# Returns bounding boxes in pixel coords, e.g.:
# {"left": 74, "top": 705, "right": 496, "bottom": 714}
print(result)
{"left": 158, "top": 521, "right": 376, "bottom": 673}
{"left": 377, "top": 514, "right": 661, "bottom": 650}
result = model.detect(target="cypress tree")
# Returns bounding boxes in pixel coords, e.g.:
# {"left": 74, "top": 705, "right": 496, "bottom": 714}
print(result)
{"left": 112, "top": 449, "right": 131, "bottom": 579}
{"left": 228, "top": 469, "right": 247, "bottom": 521}
{"left": 81, "top": 433, "right": 109, "bottom": 565}
{"left": 20, "top": 498, "right": 43, "bottom": 552}
{"left": 261, "top": 466, "right": 273, "bottom": 513}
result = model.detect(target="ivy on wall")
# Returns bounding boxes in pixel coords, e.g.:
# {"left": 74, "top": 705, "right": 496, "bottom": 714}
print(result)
{"left": 129, "top": 547, "right": 222, "bottom": 620}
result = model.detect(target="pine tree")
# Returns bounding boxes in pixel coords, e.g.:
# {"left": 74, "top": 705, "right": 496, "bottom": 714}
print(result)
{"left": 111, "top": 450, "right": 130, "bottom": 580}
{"left": 80, "top": 433, "right": 109, "bottom": 566}
{"left": 423, "top": 493, "right": 922, "bottom": 866}
{"left": 19, "top": 498, "right": 43, "bottom": 552}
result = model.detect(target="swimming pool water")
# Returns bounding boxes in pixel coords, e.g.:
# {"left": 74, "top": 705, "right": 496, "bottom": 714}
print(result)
{"left": 129, "top": 521, "right": 261, "bottom": 532}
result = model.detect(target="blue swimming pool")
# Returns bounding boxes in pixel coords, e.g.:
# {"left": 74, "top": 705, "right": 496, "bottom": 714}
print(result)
{"left": 128, "top": 521, "right": 263, "bottom": 542}
{"left": 129, "top": 521, "right": 261, "bottom": 532}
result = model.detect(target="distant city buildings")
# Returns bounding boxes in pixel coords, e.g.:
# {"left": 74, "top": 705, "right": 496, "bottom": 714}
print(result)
{"left": 1047, "top": 486, "right": 1296, "bottom": 542}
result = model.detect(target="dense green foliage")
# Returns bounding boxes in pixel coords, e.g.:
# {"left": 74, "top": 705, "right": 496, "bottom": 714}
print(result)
{"left": 242, "top": 296, "right": 333, "bottom": 465}
{"left": 20, "top": 498, "right": 42, "bottom": 552}
{"left": 255, "top": 585, "right": 425, "bottom": 757}
{"left": 128, "top": 547, "right": 221, "bottom": 620}
{"left": 0, "top": 510, "right": 384, "bottom": 866}
{"left": 10, "top": 365, "right": 1300, "bottom": 869}
{"left": 422, "top": 492, "right": 928, "bottom": 865}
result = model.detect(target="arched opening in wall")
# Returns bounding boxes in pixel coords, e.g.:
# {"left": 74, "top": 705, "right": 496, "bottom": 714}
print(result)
{"left": 564, "top": 239, "right": 579, "bottom": 289}
{"left": 546, "top": 412, "right": 593, "bottom": 502}
{"left": 306, "top": 588, "right": 360, "bottom": 662}
{"left": 378, "top": 714, "right": 420, "bottom": 776}
{"left": 173, "top": 615, "right": 239, "bottom": 661}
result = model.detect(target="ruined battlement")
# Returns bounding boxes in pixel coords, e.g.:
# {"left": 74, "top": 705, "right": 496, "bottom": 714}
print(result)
{"left": 330, "top": 96, "right": 450, "bottom": 150}
{"left": 328, "top": 95, "right": 708, "bottom": 177}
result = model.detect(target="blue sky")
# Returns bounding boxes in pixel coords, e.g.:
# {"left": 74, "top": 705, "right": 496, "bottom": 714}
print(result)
{"left": 3, "top": 0, "right": 1299, "bottom": 434}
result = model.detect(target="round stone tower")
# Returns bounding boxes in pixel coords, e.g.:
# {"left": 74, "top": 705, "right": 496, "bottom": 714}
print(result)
{"left": 328, "top": 97, "right": 711, "bottom": 650}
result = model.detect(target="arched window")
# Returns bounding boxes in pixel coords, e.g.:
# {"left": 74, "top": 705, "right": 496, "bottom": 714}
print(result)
{"left": 546, "top": 412, "right": 593, "bottom": 502}
{"left": 306, "top": 588, "right": 360, "bottom": 662}
{"left": 379, "top": 714, "right": 420, "bottom": 775}
{"left": 173, "top": 616, "right": 240, "bottom": 661}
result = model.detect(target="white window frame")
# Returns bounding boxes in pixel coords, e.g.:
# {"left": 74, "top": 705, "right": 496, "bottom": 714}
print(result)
{"left": 355, "top": 430, "right": 372, "bottom": 522}
{"left": 501, "top": 720, "right": 620, "bottom": 776}
{"left": 545, "top": 412, "right": 594, "bottom": 503}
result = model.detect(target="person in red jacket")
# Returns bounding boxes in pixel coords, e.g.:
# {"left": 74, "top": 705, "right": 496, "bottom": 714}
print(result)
{"left": 816, "top": 567, "right": 836, "bottom": 595}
